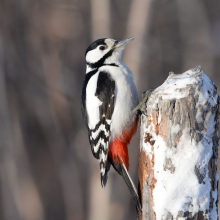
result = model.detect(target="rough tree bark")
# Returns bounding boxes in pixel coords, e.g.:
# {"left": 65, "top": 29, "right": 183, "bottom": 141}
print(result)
{"left": 139, "top": 66, "right": 219, "bottom": 220}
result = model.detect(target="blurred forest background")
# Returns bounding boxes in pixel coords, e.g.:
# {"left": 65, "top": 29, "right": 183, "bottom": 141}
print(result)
{"left": 1, "top": 0, "right": 220, "bottom": 220}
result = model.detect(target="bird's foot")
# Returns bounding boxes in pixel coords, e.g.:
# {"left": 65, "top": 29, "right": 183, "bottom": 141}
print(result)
{"left": 133, "top": 88, "right": 154, "bottom": 116}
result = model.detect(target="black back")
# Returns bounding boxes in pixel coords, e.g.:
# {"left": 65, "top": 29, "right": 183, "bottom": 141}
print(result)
{"left": 95, "top": 71, "right": 115, "bottom": 119}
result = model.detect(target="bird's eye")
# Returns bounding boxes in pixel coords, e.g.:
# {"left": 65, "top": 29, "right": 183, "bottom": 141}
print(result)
{"left": 99, "top": 46, "right": 106, "bottom": 50}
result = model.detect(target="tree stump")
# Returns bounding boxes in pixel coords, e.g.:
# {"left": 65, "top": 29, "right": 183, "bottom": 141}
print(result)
{"left": 139, "top": 66, "right": 219, "bottom": 220}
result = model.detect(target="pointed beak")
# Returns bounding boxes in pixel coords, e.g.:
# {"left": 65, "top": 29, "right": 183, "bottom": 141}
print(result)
{"left": 114, "top": 37, "right": 134, "bottom": 51}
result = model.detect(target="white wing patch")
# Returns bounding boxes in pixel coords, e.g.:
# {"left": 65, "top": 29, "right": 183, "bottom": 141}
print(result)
{"left": 106, "top": 119, "right": 111, "bottom": 125}
{"left": 86, "top": 72, "right": 102, "bottom": 129}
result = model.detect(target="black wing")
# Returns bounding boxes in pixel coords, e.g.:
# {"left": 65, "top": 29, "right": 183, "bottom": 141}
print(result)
{"left": 92, "top": 71, "right": 115, "bottom": 187}
{"left": 82, "top": 70, "right": 115, "bottom": 187}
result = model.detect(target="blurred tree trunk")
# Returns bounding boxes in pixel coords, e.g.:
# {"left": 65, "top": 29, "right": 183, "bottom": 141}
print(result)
{"left": 0, "top": 37, "right": 21, "bottom": 220}
{"left": 0, "top": 25, "right": 45, "bottom": 220}
{"left": 176, "top": 0, "right": 214, "bottom": 75}
{"left": 91, "top": 0, "right": 110, "bottom": 40}
{"left": 123, "top": 0, "right": 152, "bottom": 85}
{"left": 89, "top": 0, "right": 111, "bottom": 220}
{"left": 139, "top": 67, "right": 219, "bottom": 220}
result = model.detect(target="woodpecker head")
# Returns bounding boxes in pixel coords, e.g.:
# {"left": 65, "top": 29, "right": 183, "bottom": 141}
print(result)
{"left": 85, "top": 37, "right": 134, "bottom": 71}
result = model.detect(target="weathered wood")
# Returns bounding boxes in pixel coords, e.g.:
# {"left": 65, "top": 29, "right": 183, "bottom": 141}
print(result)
{"left": 139, "top": 66, "right": 219, "bottom": 220}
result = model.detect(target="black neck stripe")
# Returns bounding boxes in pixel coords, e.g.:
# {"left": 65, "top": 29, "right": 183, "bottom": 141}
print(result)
{"left": 87, "top": 48, "right": 114, "bottom": 69}
{"left": 102, "top": 63, "right": 119, "bottom": 67}
{"left": 86, "top": 63, "right": 119, "bottom": 68}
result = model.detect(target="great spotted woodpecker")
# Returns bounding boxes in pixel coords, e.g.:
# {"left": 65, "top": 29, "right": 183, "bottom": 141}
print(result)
{"left": 81, "top": 37, "right": 141, "bottom": 212}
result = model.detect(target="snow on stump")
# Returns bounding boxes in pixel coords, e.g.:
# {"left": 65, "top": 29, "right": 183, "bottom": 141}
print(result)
{"left": 139, "top": 66, "right": 219, "bottom": 220}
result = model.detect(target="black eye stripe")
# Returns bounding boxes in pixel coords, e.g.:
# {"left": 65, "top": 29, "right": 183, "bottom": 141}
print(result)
{"left": 86, "top": 49, "right": 114, "bottom": 69}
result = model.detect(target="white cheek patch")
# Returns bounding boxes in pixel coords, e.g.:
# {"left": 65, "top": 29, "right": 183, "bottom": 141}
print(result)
{"left": 86, "top": 47, "right": 110, "bottom": 64}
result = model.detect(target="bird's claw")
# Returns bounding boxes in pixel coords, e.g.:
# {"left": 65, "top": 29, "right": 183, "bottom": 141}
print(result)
{"left": 133, "top": 88, "right": 154, "bottom": 116}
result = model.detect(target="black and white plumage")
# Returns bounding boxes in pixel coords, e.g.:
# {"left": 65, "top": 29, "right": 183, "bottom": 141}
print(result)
{"left": 89, "top": 71, "right": 115, "bottom": 185}
{"left": 81, "top": 67, "right": 115, "bottom": 186}
{"left": 81, "top": 37, "right": 141, "bottom": 212}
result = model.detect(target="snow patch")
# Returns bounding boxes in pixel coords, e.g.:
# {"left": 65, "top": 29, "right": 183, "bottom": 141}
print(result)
{"left": 142, "top": 67, "right": 219, "bottom": 219}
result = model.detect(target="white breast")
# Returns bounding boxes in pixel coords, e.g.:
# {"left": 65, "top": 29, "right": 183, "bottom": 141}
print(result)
{"left": 99, "top": 64, "right": 139, "bottom": 139}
